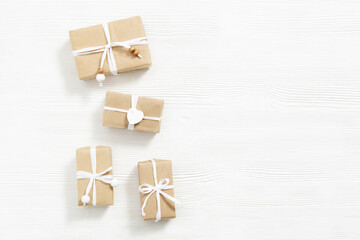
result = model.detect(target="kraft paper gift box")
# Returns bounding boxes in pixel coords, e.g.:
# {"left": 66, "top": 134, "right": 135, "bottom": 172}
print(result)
{"left": 138, "top": 159, "right": 178, "bottom": 221}
{"left": 103, "top": 91, "right": 164, "bottom": 133}
{"left": 69, "top": 16, "right": 151, "bottom": 81}
{"left": 76, "top": 146, "right": 117, "bottom": 206}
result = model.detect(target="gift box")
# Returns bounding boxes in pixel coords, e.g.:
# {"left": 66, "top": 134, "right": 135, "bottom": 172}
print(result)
{"left": 76, "top": 146, "right": 118, "bottom": 206}
{"left": 103, "top": 91, "right": 164, "bottom": 133}
{"left": 69, "top": 16, "right": 151, "bottom": 84}
{"left": 138, "top": 159, "right": 179, "bottom": 221}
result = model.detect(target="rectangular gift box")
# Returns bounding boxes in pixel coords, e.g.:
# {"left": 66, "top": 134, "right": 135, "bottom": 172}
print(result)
{"left": 137, "top": 159, "right": 176, "bottom": 220}
{"left": 69, "top": 16, "right": 151, "bottom": 80}
{"left": 103, "top": 91, "right": 164, "bottom": 133}
{"left": 76, "top": 146, "right": 114, "bottom": 206}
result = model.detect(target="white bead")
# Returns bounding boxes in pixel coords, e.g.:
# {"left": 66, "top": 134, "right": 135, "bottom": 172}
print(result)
{"left": 111, "top": 178, "right": 118, "bottom": 187}
{"left": 81, "top": 195, "right": 90, "bottom": 204}
{"left": 96, "top": 73, "right": 105, "bottom": 85}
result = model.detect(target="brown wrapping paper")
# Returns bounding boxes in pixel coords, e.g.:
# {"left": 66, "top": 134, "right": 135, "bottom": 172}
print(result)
{"left": 76, "top": 146, "right": 113, "bottom": 206}
{"left": 103, "top": 91, "right": 164, "bottom": 133}
{"left": 69, "top": 16, "right": 151, "bottom": 80}
{"left": 138, "top": 159, "right": 176, "bottom": 220}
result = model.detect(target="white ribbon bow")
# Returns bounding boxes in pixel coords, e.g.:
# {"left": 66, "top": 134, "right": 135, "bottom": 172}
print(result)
{"left": 76, "top": 146, "right": 118, "bottom": 206}
{"left": 139, "top": 159, "right": 180, "bottom": 221}
{"left": 72, "top": 23, "right": 148, "bottom": 86}
{"left": 104, "top": 95, "right": 161, "bottom": 130}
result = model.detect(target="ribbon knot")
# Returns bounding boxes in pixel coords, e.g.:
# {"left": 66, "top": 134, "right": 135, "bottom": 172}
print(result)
{"left": 138, "top": 160, "right": 180, "bottom": 222}
{"left": 139, "top": 178, "right": 170, "bottom": 194}
{"left": 156, "top": 178, "right": 170, "bottom": 190}
{"left": 72, "top": 22, "right": 148, "bottom": 86}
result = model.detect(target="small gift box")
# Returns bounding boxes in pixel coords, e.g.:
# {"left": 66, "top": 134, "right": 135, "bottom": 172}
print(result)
{"left": 76, "top": 146, "right": 118, "bottom": 206}
{"left": 103, "top": 91, "right": 164, "bottom": 133}
{"left": 138, "top": 159, "right": 180, "bottom": 221}
{"left": 69, "top": 16, "right": 151, "bottom": 85}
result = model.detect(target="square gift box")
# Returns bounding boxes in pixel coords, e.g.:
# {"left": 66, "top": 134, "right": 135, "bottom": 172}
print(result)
{"left": 69, "top": 16, "right": 151, "bottom": 84}
{"left": 103, "top": 91, "right": 164, "bottom": 133}
{"left": 76, "top": 146, "right": 118, "bottom": 206}
{"left": 138, "top": 159, "right": 179, "bottom": 221}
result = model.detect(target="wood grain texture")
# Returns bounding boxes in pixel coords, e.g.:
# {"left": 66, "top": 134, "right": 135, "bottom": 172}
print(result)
{"left": 1, "top": 0, "right": 360, "bottom": 239}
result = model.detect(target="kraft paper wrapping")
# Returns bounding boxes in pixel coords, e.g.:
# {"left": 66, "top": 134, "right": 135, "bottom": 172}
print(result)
{"left": 138, "top": 159, "right": 176, "bottom": 220}
{"left": 103, "top": 91, "right": 164, "bottom": 133}
{"left": 76, "top": 146, "right": 113, "bottom": 206}
{"left": 69, "top": 16, "right": 151, "bottom": 80}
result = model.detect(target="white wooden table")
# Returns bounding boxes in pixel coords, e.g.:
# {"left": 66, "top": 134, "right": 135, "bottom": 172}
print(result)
{"left": 1, "top": 0, "right": 360, "bottom": 239}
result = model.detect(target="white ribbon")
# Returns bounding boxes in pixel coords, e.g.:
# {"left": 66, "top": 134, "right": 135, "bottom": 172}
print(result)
{"left": 72, "top": 22, "right": 148, "bottom": 86}
{"left": 139, "top": 159, "right": 180, "bottom": 221}
{"left": 76, "top": 146, "right": 116, "bottom": 206}
{"left": 104, "top": 95, "right": 161, "bottom": 130}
